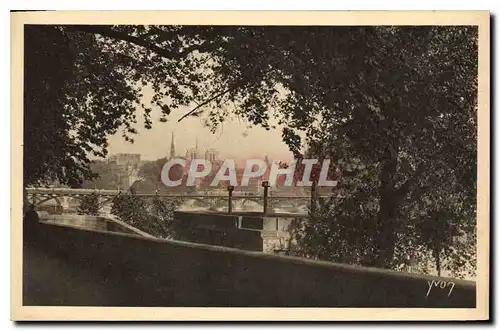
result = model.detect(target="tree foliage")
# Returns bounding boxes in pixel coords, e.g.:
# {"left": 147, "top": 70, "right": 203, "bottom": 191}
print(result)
{"left": 268, "top": 27, "right": 478, "bottom": 275}
{"left": 130, "top": 157, "right": 185, "bottom": 194}
{"left": 24, "top": 26, "right": 142, "bottom": 186}
{"left": 111, "top": 194, "right": 180, "bottom": 238}
{"left": 81, "top": 160, "right": 121, "bottom": 190}
{"left": 76, "top": 193, "right": 100, "bottom": 216}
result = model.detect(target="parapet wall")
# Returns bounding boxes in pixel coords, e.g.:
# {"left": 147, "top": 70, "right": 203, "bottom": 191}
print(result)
{"left": 23, "top": 222, "right": 476, "bottom": 307}
{"left": 38, "top": 214, "right": 152, "bottom": 237}
{"left": 173, "top": 211, "right": 303, "bottom": 252}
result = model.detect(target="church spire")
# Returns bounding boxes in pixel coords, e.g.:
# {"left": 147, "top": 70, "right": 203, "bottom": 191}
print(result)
{"left": 170, "top": 132, "right": 175, "bottom": 158}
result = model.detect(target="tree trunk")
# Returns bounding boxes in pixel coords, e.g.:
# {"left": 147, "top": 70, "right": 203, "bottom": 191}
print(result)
{"left": 436, "top": 251, "right": 441, "bottom": 276}
{"left": 434, "top": 242, "right": 442, "bottom": 276}
{"left": 310, "top": 179, "right": 318, "bottom": 215}
{"left": 374, "top": 145, "right": 400, "bottom": 268}
{"left": 375, "top": 192, "right": 398, "bottom": 268}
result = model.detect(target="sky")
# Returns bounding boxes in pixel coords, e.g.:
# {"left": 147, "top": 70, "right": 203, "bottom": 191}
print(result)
{"left": 106, "top": 103, "right": 297, "bottom": 162}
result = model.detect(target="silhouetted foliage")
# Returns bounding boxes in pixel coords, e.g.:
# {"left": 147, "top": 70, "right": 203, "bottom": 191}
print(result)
{"left": 24, "top": 26, "right": 143, "bottom": 187}
{"left": 76, "top": 193, "right": 100, "bottom": 216}
{"left": 111, "top": 194, "right": 180, "bottom": 239}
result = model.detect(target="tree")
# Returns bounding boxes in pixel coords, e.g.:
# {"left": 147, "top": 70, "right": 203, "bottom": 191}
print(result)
{"left": 24, "top": 25, "right": 212, "bottom": 187}
{"left": 270, "top": 27, "right": 477, "bottom": 273}
{"left": 411, "top": 185, "right": 476, "bottom": 278}
{"left": 147, "top": 196, "right": 182, "bottom": 239}
{"left": 24, "top": 26, "right": 136, "bottom": 187}
{"left": 81, "top": 160, "right": 121, "bottom": 190}
{"left": 111, "top": 194, "right": 180, "bottom": 239}
{"left": 288, "top": 141, "right": 340, "bottom": 213}
{"left": 76, "top": 193, "right": 100, "bottom": 216}
{"left": 130, "top": 157, "right": 186, "bottom": 194}
{"left": 178, "top": 26, "right": 476, "bottom": 273}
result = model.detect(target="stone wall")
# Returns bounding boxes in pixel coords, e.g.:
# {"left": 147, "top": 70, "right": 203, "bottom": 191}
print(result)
{"left": 23, "top": 222, "right": 476, "bottom": 307}
{"left": 38, "top": 214, "right": 151, "bottom": 237}
{"left": 173, "top": 211, "right": 304, "bottom": 252}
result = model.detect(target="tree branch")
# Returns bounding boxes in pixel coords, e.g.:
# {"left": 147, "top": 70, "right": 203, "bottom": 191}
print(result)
{"left": 65, "top": 25, "right": 227, "bottom": 62}
{"left": 395, "top": 163, "right": 427, "bottom": 197}
{"left": 177, "top": 86, "right": 239, "bottom": 122}
{"left": 66, "top": 25, "right": 260, "bottom": 124}
{"left": 65, "top": 25, "right": 179, "bottom": 59}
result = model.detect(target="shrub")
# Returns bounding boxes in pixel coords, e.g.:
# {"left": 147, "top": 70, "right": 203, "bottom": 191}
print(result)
{"left": 77, "top": 193, "right": 100, "bottom": 216}
{"left": 111, "top": 194, "right": 180, "bottom": 239}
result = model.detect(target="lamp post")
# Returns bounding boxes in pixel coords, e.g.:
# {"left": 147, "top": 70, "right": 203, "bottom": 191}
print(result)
{"left": 262, "top": 181, "right": 270, "bottom": 215}
{"left": 227, "top": 185, "right": 234, "bottom": 214}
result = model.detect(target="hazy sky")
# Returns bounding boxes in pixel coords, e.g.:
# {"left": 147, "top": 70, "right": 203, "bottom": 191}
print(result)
{"left": 106, "top": 104, "right": 296, "bottom": 162}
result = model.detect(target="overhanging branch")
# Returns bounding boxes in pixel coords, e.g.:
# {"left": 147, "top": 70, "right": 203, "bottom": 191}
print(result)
{"left": 65, "top": 25, "right": 227, "bottom": 62}
{"left": 177, "top": 86, "right": 238, "bottom": 122}
{"left": 64, "top": 25, "right": 179, "bottom": 59}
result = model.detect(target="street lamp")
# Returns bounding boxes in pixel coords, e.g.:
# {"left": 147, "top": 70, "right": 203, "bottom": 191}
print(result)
{"left": 227, "top": 185, "right": 234, "bottom": 214}
{"left": 261, "top": 181, "right": 270, "bottom": 215}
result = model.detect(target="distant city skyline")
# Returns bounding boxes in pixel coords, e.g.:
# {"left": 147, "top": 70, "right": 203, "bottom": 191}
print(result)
{"left": 105, "top": 102, "right": 300, "bottom": 162}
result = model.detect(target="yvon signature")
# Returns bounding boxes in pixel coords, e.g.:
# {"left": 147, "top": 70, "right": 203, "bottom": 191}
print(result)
{"left": 426, "top": 280, "right": 455, "bottom": 298}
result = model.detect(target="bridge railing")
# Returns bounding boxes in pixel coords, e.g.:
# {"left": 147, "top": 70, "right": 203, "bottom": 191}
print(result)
{"left": 25, "top": 186, "right": 331, "bottom": 198}
{"left": 26, "top": 187, "right": 327, "bottom": 214}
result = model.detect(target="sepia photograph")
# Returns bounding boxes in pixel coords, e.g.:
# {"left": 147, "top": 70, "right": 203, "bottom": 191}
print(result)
{"left": 10, "top": 11, "right": 490, "bottom": 321}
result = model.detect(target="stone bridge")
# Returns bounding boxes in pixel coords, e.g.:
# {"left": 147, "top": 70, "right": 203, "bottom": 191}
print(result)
{"left": 25, "top": 187, "right": 318, "bottom": 214}
{"left": 26, "top": 188, "right": 119, "bottom": 215}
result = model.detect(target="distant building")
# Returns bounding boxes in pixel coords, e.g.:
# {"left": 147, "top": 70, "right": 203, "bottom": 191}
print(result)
{"left": 107, "top": 153, "right": 141, "bottom": 190}
{"left": 108, "top": 153, "right": 141, "bottom": 168}
{"left": 170, "top": 132, "right": 176, "bottom": 159}
{"left": 185, "top": 137, "right": 199, "bottom": 161}
{"left": 165, "top": 133, "right": 229, "bottom": 190}
{"left": 185, "top": 148, "right": 198, "bottom": 160}
{"left": 204, "top": 148, "right": 219, "bottom": 163}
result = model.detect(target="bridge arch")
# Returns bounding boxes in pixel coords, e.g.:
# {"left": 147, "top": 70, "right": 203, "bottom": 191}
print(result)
{"left": 26, "top": 188, "right": 312, "bottom": 214}
{"left": 35, "top": 196, "right": 62, "bottom": 207}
